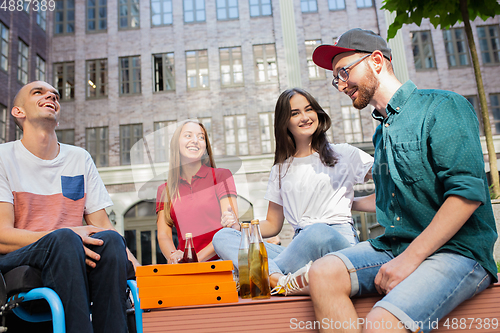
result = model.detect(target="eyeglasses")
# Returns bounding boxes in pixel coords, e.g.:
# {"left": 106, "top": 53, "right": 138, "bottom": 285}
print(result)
{"left": 332, "top": 53, "right": 371, "bottom": 90}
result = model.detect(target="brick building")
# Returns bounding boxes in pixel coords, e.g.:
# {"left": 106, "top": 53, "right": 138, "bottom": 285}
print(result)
{"left": 0, "top": 0, "right": 499, "bottom": 264}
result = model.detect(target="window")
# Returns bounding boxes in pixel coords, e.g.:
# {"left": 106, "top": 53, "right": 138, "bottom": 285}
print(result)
{"left": 323, "top": 107, "right": 334, "bottom": 142}
{"left": 153, "top": 52, "right": 175, "bottom": 92}
{"left": 120, "top": 124, "right": 143, "bottom": 165}
{"left": 490, "top": 94, "right": 500, "bottom": 134}
{"left": 184, "top": 0, "right": 205, "bottom": 23}
{"left": 342, "top": 106, "right": 363, "bottom": 143}
{"left": 87, "top": 0, "right": 107, "bottom": 32}
{"left": 56, "top": 129, "right": 75, "bottom": 145}
{"left": 464, "top": 95, "right": 483, "bottom": 135}
{"left": 86, "top": 127, "right": 108, "bottom": 167}
{"left": 253, "top": 44, "right": 278, "bottom": 83}
{"left": 217, "top": 0, "right": 238, "bottom": 20}
{"left": 151, "top": 0, "right": 172, "bottom": 26}
{"left": 259, "top": 112, "right": 274, "bottom": 154}
{"left": 54, "top": 62, "right": 75, "bottom": 100}
{"left": 443, "top": 28, "right": 470, "bottom": 67}
{"left": 37, "top": 10, "right": 47, "bottom": 30}
{"left": 306, "top": 40, "right": 324, "bottom": 79}
{"left": 220, "top": 46, "right": 243, "bottom": 87}
{"left": 199, "top": 117, "right": 212, "bottom": 142}
{"left": 54, "top": 0, "right": 75, "bottom": 34}
{"left": 186, "top": 50, "right": 209, "bottom": 90}
{"left": 153, "top": 120, "right": 176, "bottom": 162}
{"left": 36, "top": 55, "right": 46, "bottom": 81}
{"left": 356, "top": 0, "right": 372, "bottom": 8}
{"left": 124, "top": 200, "right": 168, "bottom": 265}
{"left": 119, "top": 0, "right": 140, "bottom": 29}
{"left": 0, "top": 104, "right": 6, "bottom": 144}
{"left": 328, "top": 0, "right": 345, "bottom": 10}
{"left": 249, "top": 0, "right": 271, "bottom": 17}
{"left": 17, "top": 40, "right": 28, "bottom": 84}
{"left": 0, "top": 22, "right": 8, "bottom": 72}
{"left": 119, "top": 56, "right": 141, "bottom": 95}
{"left": 87, "top": 59, "right": 108, "bottom": 98}
{"left": 411, "top": 30, "right": 436, "bottom": 70}
{"left": 477, "top": 25, "right": 500, "bottom": 65}
{"left": 224, "top": 115, "right": 248, "bottom": 155}
{"left": 301, "top": 0, "right": 317, "bottom": 13}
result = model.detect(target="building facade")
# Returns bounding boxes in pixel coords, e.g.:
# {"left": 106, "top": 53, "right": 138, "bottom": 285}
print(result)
{"left": 0, "top": 0, "right": 499, "bottom": 264}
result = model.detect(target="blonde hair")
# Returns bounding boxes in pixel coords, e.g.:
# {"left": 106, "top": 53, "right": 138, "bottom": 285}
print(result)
{"left": 162, "top": 121, "right": 216, "bottom": 227}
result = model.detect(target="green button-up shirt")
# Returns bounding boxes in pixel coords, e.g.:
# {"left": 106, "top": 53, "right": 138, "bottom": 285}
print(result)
{"left": 368, "top": 80, "right": 498, "bottom": 281}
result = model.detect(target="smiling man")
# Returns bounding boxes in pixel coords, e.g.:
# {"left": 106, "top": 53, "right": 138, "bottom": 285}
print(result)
{"left": 0, "top": 81, "right": 138, "bottom": 333}
{"left": 306, "top": 29, "right": 498, "bottom": 333}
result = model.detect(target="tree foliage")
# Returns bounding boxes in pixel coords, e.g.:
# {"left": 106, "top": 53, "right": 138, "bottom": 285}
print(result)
{"left": 382, "top": 0, "right": 500, "bottom": 40}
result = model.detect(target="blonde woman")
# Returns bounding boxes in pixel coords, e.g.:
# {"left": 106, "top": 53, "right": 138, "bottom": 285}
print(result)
{"left": 156, "top": 121, "right": 239, "bottom": 263}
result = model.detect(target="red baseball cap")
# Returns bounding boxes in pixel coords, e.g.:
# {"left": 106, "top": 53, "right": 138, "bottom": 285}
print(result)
{"left": 312, "top": 28, "right": 392, "bottom": 71}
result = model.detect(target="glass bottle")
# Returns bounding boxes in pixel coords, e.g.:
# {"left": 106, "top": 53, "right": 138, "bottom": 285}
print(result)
{"left": 238, "top": 222, "right": 251, "bottom": 299}
{"left": 180, "top": 232, "right": 198, "bottom": 263}
{"left": 248, "top": 219, "right": 271, "bottom": 299}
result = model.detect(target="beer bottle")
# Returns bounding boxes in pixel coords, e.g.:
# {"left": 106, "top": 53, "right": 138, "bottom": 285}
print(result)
{"left": 248, "top": 220, "right": 271, "bottom": 299}
{"left": 180, "top": 233, "right": 198, "bottom": 263}
{"left": 238, "top": 222, "right": 251, "bottom": 299}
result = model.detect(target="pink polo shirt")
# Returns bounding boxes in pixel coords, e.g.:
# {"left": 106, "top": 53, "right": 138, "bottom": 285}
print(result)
{"left": 156, "top": 165, "right": 237, "bottom": 261}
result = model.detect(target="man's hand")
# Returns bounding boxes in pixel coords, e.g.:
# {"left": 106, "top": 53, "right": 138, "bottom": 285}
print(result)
{"left": 68, "top": 225, "right": 108, "bottom": 268}
{"left": 168, "top": 250, "right": 183, "bottom": 264}
{"left": 221, "top": 206, "right": 240, "bottom": 230}
{"left": 374, "top": 252, "right": 421, "bottom": 294}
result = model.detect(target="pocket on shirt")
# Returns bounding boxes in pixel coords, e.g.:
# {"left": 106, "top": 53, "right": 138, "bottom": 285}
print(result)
{"left": 392, "top": 141, "right": 424, "bottom": 184}
{"left": 61, "top": 175, "right": 85, "bottom": 201}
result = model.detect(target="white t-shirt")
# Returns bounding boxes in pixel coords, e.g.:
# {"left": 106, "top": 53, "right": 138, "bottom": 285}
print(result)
{"left": 265, "top": 143, "right": 373, "bottom": 230}
{"left": 0, "top": 140, "right": 112, "bottom": 232}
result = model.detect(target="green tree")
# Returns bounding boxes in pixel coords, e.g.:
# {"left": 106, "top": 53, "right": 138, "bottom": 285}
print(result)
{"left": 382, "top": 0, "right": 500, "bottom": 198}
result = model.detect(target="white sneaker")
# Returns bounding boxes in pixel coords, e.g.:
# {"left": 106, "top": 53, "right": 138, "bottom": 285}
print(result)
{"left": 271, "top": 261, "right": 313, "bottom": 296}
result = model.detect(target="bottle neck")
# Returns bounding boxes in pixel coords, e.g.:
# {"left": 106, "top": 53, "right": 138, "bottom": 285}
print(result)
{"left": 250, "top": 223, "right": 263, "bottom": 243}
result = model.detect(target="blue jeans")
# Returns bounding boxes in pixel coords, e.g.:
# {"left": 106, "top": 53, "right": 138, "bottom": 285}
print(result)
{"left": 332, "top": 242, "right": 492, "bottom": 333}
{"left": 213, "top": 223, "right": 358, "bottom": 275}
{"left": 0, "top": 229, "right": 130, "bottom": 333}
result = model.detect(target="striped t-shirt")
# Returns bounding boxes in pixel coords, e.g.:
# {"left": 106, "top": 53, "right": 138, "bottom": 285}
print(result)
{"left": 0, "top": 140, "right": 112, "bottom": 231}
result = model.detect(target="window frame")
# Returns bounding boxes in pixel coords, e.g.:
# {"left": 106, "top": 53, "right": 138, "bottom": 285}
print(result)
{"left": 37, "top": 10, "right": 47, "bottom": 31}
{"left": 253, "top": 43, "right": 278, "bottom": 84}
{"left": 224, "top": 115, "right": 249, "bottom": 156}
{"left": 87, "top": 0, "right": 107, "bottom": 33}
{"left": 306, "top": 39, "right": 325, "bottom": 80}
{"left": 0, "top": 22, "right": 8, "bottom": 73}
{"left": 86, "top": 58, "right": 108, "bottom": 99}
{"left": 17, "top": 39, "right": 29, "bottom": 85}
{"left": 356, "top": 0, "right": 372, "bottom": 8}
{"left": 153, "top": 120, "right": 176, "bottom": 163}
{"left": 410, "top": 30, "right": 437, "bottom": 71}
{"left": 36, "top": 55, "right": 46, "bottom": 81}
{"left": 216, "top": 0, "right": 239, "bottom": 20}
{"left": 258, "top": 112, "right": 275, "bottom": 154}
{"left": 442, "top": 27, "right": 470, "bottom": 68}
{"left": 490, "top": 93, "right": 500, "bottom": 135}
{"left": 56, "top": 128, "right": 75, "bottom": 145}
{"left": 86, "top": 126, "right": 109, "bottom": 167}
{"left": 328, "top": 0, "right": 345, "bottom": 11}
{"left": 477, "top": 25, "right": 500, "bottom": 66}
{"left": 152, "top": 52, "right": 175, "bottom": 92}
{"left": 300, "top": 0, "right": 317, "bottom": 13}
{"left": 54, "top": 61, "right": 75, "bottom": 101}
{"left": 118, "top": 0, "right": 140, "bottom": 30}
{"left": 341, "top": 105, "right": 363, "bottom": 143}
{"left": 183, "top": 0, "right": 206, "bottom": 24}
{"left": 151, "top": 0, "right": 173, "bottom": 27}
{"left": 185, "top": 49, "right": 209, "bottom": 90}
{"left": 120, "top": 123, "right": 144, "bottom": 165}
{"left": 220, "top": 46, "right": 244, "bottom": 87}
{"left": 119, "top": 55, "right": 142, "bottom": 96}
{"left": 0, "top": 103, "right": 6, "bottom": 144}
{"left": 54, "top": 0, "right": 76, "bottom": 35}
{"left": 249, "top": 0, "right": 272, "bottom": 17}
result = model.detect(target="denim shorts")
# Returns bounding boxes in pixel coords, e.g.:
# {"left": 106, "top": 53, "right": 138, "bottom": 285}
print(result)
{"left": 331, "top": 242, "right": 492, "bottom": 333}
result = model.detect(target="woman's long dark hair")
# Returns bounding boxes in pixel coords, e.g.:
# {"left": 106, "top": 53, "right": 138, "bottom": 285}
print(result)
{"left": 273, "top": 88, "right": 337, "bottom": 184}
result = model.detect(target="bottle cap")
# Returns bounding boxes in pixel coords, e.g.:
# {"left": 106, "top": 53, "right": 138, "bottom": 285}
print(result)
{"left": 241, "top": 222, "right": 250, "bottom": 228}
{"left": 185, "top": 233, "right": 193, "bottom": 237}
{"left": 250, "top": 219, "right": 259, "bottom": 224}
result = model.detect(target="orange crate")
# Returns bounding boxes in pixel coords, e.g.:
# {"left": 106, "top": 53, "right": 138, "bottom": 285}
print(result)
{"left": 137, "top": 271, "right": 234, "bottom": 288}
{"left": 140, "top": 291, "right": 239, "bottom": 309}
{"left": 139, "top": 281, "right": 237, "bottom": 298}
{"left": 136, "top": 260, "right": 233, "bottom": 277}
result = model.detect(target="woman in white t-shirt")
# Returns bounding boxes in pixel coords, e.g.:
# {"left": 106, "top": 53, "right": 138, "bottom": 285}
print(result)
{"left": 213, "top": 88, "right": 375, "bottom": 295}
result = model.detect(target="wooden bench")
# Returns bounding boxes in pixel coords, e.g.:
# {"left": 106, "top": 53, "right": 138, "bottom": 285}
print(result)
{"left": 141, "top": 278, "right": 500, "bottom": 332}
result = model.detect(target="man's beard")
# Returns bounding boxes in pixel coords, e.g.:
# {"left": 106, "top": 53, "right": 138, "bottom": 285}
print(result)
{"left": 352, "top": 69, "right": 378, "bottom": 110}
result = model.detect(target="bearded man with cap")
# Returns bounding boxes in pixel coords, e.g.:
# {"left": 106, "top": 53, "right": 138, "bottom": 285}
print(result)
{"left": 292, "top": 28, "right": 497, "bottom": 333}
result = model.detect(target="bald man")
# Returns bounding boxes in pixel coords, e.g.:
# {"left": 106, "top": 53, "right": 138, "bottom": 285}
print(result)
{"left": 0, "top": 81, "right": 137, "bottom": 333}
